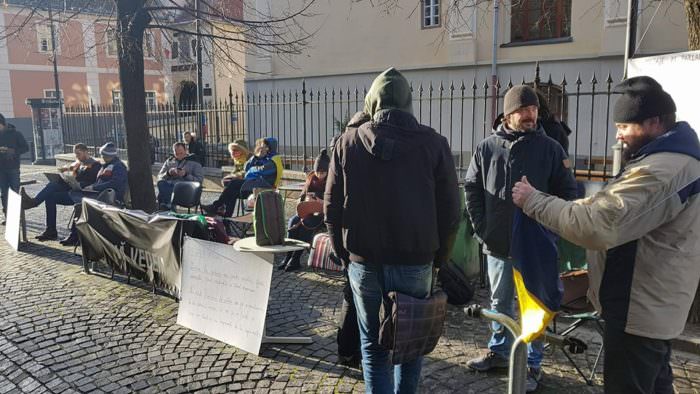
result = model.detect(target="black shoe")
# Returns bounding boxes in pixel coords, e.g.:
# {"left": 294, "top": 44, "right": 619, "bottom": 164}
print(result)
{"left": 35, "top": 228, "right": 58, "bottom": 241}
{"left": 59, "top": 234, "right": 79, "bottom": 246}
{"left": 284, "top": 260, "right": 301, "bottom": 272}
{"left": 466, "top": 351, "right": 509, "bottom": 372}
{"left": 21, "top": 189, "right": 37, "bottom": 210}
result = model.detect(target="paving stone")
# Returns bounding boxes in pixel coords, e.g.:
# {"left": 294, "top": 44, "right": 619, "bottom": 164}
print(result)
{"left": 1, "top": 167, "right": 699, "bottom": 394}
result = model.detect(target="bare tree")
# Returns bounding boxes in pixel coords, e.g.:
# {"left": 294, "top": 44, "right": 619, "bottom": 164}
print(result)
{"left": 1, "top": 0, "right": 316, "bottom": 212}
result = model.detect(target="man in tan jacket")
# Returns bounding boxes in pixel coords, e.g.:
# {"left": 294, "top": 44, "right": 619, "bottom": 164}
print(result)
{"left": 512, "top": 76, "right": 700, "bottom": 394}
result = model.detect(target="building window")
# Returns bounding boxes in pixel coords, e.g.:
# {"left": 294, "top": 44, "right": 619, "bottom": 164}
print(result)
{"left": 171, "top": 40, "right": 179, "bottom": 59}
{"left": 145, "top": 91, "right": 157, "bottom": 111}
{"left": 423, "top": 0, "right": 440, "bottom": 28}
{"left": 37, "top": 25, "right": 58, "bottom": 53}
{"left": 43, "top": 89, "right": 64, "bottom": 99}
{"left": 510, "top": 0, "right": 572, "bottom": 43}
{"left": 143, "top": 31, "right": 156, "bottom": 58}
{"left": 106, "top": 28, "right": 118, "bottom": 57}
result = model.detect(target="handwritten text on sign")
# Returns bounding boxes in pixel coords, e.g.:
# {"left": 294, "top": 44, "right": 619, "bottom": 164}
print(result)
{"left": 177, "top": 237, "right": 272, "bottom": 355}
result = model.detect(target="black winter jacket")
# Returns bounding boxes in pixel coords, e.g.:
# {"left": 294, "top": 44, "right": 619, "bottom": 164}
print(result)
{"left": 324, "top": 110, "right": 460, "bottom": 267}
{"left": 464, "top": 123, "right": 577, "bottom": 258}
{"left": 0, "top": 125, "right": 29, "bottom": 170}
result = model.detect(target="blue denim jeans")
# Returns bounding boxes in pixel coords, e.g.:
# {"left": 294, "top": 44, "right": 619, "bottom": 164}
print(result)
{"left": 348, "top": 261, "right": 433, "bottom": 394}
{"left": 157, "top": 180, "right": 176, "bottom": 205}
{"left": 45, "top": 190, "right": 79, "bottom": 230}
{"left": 486, "top": 255, "right": 544, "bottom": 368}
{"left": 34, "top": 181, "right": 70, "bottom": 206}
{"left": 0, "top": 168, "right": 20, "bottom": 214}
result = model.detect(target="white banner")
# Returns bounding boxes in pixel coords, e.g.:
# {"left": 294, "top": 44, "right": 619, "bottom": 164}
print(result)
{"left": 3, "top": 189, "right": 21, "bottom": 251}
{"left": 628, "top": 50, "right": 700, "bottom": 133}
{"left": 177, "top": 237, "right": 273, "bottom": 355}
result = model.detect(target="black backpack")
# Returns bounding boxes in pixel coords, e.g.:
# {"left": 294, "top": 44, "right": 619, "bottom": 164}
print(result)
{"left": 438, "top": 260, "right": 475, "bottom": 306}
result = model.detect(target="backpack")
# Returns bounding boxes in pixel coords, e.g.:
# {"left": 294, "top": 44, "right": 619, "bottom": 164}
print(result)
{"left": 307, "top": 233, "right": 343, "bottom": 272}
{"left": 438, "top": 260, "right": 475, "bottom": 306}
{"left": 253, "top": 190, "right": 285, "bottom": 246}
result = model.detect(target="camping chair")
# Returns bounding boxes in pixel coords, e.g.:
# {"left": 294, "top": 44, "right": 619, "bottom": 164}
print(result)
{"left": 170, "top": 181, "right": 202, "bottom": 213}
{"left": 547, "top": 266, "right": 604, "bottom": 386}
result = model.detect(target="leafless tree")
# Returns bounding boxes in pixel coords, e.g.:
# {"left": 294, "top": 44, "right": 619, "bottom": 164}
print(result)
{"left": 1, "top": 0, "right": 316, "bottom": 212}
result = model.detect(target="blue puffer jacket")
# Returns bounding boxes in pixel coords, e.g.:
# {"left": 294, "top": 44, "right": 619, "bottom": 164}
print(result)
{"left": 92, "top": 157, "right": 128, "bottom": 202}
{"left": 244, "top": 137, "right": 278, "bottom": 186}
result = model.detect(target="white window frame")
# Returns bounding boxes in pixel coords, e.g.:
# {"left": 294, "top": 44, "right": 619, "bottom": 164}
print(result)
{"left": 43, "top": 89, "right": 64, "bottom": 99}
{"left": 422, "top": 0, "right": 440, "bottom": 28}
{"left": 37, "top": 25, "right": 59, "bottom": 53}
{"left": 145, "top": 90, "right": 157, "bottom": 111}
{"left": 105, "top": 28, "right": 118, "bottom": 57}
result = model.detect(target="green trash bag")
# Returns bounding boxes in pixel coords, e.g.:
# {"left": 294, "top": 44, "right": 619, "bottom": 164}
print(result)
{"left": 449, "top": 189, "right": 481, "bottom": 279}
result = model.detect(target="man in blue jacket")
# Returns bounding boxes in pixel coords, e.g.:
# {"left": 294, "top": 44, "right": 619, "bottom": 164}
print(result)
{"left": 464, "top": 85, "right": 577, "bottom": 392}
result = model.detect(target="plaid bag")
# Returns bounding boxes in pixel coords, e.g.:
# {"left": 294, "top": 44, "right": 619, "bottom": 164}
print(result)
{"left": 378, "top": 272, "right": 448, "bottom": 365}
{"left": 253, "top": 190, "right": 285, "bottom": 246}
{"left": 307, "top": 233, "right": 343, "bottom": 272}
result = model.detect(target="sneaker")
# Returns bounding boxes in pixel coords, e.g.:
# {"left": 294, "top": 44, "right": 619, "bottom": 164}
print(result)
{"left": 526, "top": 367, "right": 543, "bottom": 392}
{"left": 35, "top": 228, "right": 58, "bottom": 241}
{"left": 466, "top": 352, "right": 509, "bottom": 372}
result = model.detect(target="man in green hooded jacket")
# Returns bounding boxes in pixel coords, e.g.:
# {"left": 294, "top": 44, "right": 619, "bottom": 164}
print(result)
{"left": 324, "top": 68, "right": 460, "bottom": 393}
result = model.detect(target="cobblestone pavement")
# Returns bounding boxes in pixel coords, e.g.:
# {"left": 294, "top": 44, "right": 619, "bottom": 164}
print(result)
{"left": 1, "top": 165, "right": 699, "bottom": 393}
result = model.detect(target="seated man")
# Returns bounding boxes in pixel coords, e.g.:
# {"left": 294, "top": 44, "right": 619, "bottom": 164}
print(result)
{"left": 156, "top": 142, "right": 204, "bottom": 210}
{"left": 21, "top": 143, "right": 101, "bottom": 241}
{"left": 203, "top": 137, "right": 278, "bottom": 217}
{"left": 61, "top": 142, "right": 129, "bottom": 246}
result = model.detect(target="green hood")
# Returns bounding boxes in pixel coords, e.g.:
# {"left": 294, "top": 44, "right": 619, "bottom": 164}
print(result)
{"left": 363, "top": 67, "right": 413, "bottom": 119}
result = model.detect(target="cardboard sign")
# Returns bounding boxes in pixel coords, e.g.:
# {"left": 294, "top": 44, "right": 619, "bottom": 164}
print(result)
{"left": 3, "top": 189, "right": 21, "bottom": 251}
{"left": 177, "top": 237, "right": 273, "bottom": 355}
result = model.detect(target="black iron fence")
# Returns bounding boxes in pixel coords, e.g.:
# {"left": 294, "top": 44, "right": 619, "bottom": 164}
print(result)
{"left": 63, "top": 65, "right": 622, "bottom": 180}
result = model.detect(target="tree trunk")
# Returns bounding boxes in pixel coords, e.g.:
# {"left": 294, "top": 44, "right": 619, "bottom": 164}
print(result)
{"left": 116, "top": 0, "right": 157, "bottom": 213}
{"left": 686, "top": 0, "right": 700, "bottom": 50}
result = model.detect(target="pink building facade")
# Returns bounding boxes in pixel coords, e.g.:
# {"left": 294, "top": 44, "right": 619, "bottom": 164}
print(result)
{"left": 0, "top": 7, "right": 171, "bottom": 120}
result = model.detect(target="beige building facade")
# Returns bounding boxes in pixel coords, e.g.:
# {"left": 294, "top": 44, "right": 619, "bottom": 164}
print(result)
{"left": 242, "top": 0, "right": 690, "bottom": 162}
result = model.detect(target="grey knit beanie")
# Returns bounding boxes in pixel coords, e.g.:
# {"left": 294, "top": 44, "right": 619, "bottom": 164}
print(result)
{"left": 503, "top": 85, "right": 539, "bottom": 116}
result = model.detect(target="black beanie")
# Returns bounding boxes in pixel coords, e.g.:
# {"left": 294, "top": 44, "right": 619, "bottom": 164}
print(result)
{"left": 613, "top": 76, "right": 676, "bottom": 123}
{"left": 314, "top": 149, "right": 330, "bottom": 172}
{"left": 503, "top": 85, "right": 539, "bottom": 116}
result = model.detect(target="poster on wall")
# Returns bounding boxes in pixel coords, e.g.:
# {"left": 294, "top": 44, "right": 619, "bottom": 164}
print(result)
{"left": 38, "top": 107, "right": 64, "bottom": 158}
{"left": 628, "top": 50, "right": 700, "bottom": 133}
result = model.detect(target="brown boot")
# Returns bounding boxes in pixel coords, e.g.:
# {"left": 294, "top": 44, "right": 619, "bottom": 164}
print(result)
{"left": 20, "top": 188, "right": 37, "bottom": 209}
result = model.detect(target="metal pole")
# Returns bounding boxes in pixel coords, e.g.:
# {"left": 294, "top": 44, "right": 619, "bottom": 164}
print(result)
{"left": 195, "top": 0, "right": 204, "bottom": 136}
{"left": 622, "top": 0, "right": 639, "bottom": 79}
{"left": 49, "top": 1, "right": 63, "bottom": 158}
{"left": 490, "top": 0, "right": 499, "bottom": 123}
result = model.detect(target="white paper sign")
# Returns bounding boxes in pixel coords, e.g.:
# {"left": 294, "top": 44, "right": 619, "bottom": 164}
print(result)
{"left": 3, "top": 189, "right": 21, "bottom": 251}
{"left": 177, "top": 237, "right": 273, "bottom": 355}
{"left": 628, "top": 50, "right": 700, "bottom": 133}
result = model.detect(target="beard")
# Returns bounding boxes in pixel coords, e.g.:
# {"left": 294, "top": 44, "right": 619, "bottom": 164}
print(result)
{"left": 621, "top": 134, "right": 655, "bottom": 161}
{"left": 513, "top": 118, "right": 537, "bottom": 132}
